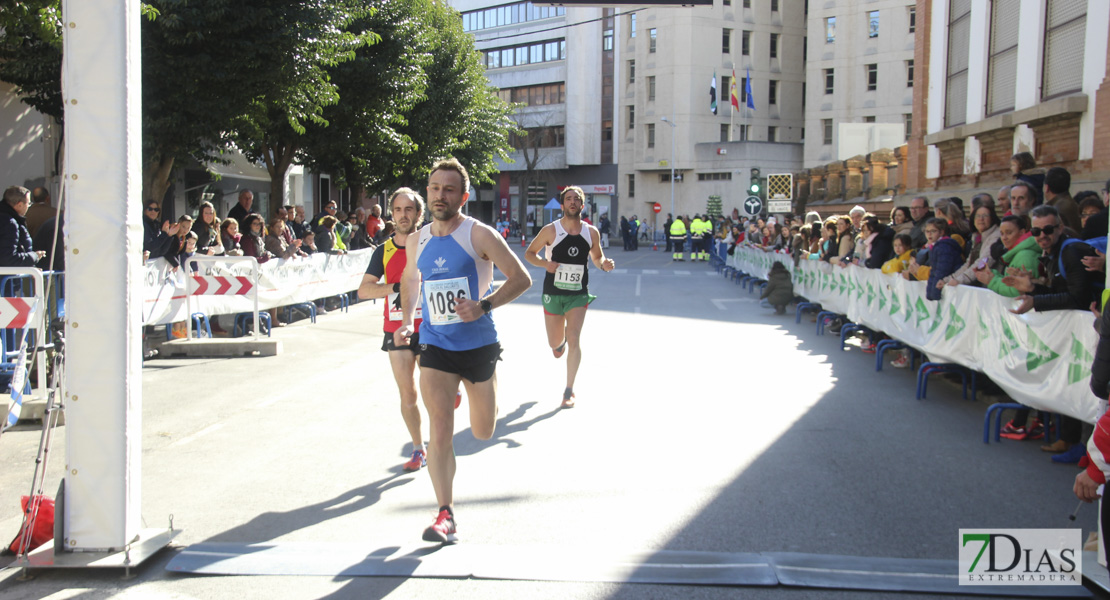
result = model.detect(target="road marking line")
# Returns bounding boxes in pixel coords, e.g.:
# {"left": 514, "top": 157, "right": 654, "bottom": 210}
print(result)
{"left": 168, "top": 423, "right": 225, "bottom": 448}
{"left": 635, "top": 275, "right": 641, "bottom": 297}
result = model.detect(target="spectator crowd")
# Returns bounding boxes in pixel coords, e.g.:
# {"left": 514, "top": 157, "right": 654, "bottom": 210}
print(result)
{"left": 723, "top": 154, "right": 1108, "bottom": 466}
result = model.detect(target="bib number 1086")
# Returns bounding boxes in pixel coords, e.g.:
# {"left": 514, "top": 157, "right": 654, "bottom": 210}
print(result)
{"left": 430, "top": 289, "right": 466, "bottom": 315}
{"left": 424, "top": 277, "right": 469, "bottom": 325}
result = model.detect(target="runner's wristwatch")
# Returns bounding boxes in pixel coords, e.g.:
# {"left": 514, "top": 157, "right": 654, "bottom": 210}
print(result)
{"left": 480, "top": 299, "right": 493, "bottom": 314}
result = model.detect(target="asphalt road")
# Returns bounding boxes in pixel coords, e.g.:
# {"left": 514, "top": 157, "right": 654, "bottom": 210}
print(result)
{"left": 0, "top": 241, "right": 1102, "bottom": 599}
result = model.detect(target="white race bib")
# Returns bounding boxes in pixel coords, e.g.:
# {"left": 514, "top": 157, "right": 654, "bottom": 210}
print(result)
{"left": 423, "top": 277, "right": 469, "bottom": 325}
{"left": 387, "top": 291, "right": 422, "bottom": 321}
{"left": 554, "top": 264, "right": 585, "bottom": 291}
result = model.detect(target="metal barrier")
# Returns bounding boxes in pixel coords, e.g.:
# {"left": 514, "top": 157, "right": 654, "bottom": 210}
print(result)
{"left": 183, "top": 256, "right": 261, "bottom": 340}
{"left": 0, "top": 268, "right": 48, "bottom": 417}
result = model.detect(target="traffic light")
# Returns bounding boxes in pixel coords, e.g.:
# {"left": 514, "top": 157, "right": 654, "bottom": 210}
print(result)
{"left": 749, "top": 167, "right": 761, "bottom": 196}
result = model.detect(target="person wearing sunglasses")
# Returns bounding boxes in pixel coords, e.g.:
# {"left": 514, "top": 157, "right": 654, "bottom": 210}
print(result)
{"left": 142, "top": 201, "right": 179, "bottom": 261}
{"left": 1003, "top": 205, "right": 1100, "bottom": 464}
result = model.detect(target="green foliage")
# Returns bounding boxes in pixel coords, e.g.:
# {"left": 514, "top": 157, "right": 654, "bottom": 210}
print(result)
{"left": 387, "top": 0, "right": 516, "bottom": 188}
{"left": 299, "top": 0, "right": 428, "bottom": 191}
{"left": 0, "top": 0, "right": 63, "bottom": 120}
{"left": 231, "top": 0, "right": 373, "bottom": 167}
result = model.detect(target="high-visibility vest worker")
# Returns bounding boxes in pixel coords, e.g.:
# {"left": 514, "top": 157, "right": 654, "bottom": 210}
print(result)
{"left": 670, "top": 218, "right": 688, "bottom": 262}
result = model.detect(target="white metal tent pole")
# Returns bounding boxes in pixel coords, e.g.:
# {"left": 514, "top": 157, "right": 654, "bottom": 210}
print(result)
{"left": 62, "top": 0, "right": 143, "bottom": 550}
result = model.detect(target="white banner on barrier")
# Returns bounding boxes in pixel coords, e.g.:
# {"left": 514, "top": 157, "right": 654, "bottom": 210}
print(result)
{"left": 728, "top": 246, "right": 1100, "bottom": 424}
{"left": 143, "top": 249, "right": 374, "bottom": 325}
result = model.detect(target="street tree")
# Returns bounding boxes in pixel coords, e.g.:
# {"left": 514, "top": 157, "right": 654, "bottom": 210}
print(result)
{"left": 231, "top": 0, "right": 373, "bottom": 206}
{"left": 0, "top": 1, "right": 63, "bottom": 123}
{"left": 378, "top": 0, "right": 517, "bottom": 191}
{"left": 298, "top": 0, "right": 429, "bottom": 201}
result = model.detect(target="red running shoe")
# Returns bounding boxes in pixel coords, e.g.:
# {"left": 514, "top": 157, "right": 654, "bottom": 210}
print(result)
{"left": 422, "top": 509, "right": 457, "bottom": 544}
{"left": 553, "top": 340, "right": 567, "bottom": 359}
{"left": 402, "top": 448, "right": 426, "bottom": 472}
{"left": 455, "top": 391, "right": 462, "bottom": 410}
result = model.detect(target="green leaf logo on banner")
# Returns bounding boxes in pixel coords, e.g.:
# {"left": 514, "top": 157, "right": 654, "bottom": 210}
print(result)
{"left": 1025, "top": 325, "right": 1060, "bottom": 372}
{"left": 928, "top": 302, "right": 944, "bottom": 334}
{"left": 855, "top": 279, "right": 865, "bottom": 300}
{"left": 914, "top": 297, "right": 929, "bottom": 326}
{"left": 866, "top": 282, "right": 875, "bottom": 306}
{"left": 999, "top": 318, "right": 1021, "bottom": 359}
{"left": 839, "top": 274, "right": 847, "bottom": 295}
{"left": 905, "top": 294, "right": 915, "bottom": 323}
{"left": 848, "top": 278, "right": 856, "bottom": 296}
{"left": 945, "top": 305, "right": 966, "bottom": 340}
{"left": 1068, "top": 334, "right": 1094, "bottom": 384}
{"left": 977, "top": 312, "right": 989, "bottom": 342}
{"left": 878, "top": 288, "right": 887, "bottom": 311}
{"left": 889, "top": 290, "right": 901, "bottom": 316}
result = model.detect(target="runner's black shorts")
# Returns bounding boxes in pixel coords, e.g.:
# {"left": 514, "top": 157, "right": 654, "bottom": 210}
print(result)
{"left": 382, "top": 331, "right": 420, "bottom": 353}
{"left": 419, "top": 342, "right": 502, "bottom": 383}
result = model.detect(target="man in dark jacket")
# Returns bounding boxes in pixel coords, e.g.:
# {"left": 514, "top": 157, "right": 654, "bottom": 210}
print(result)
{"left": 1010, "top": 205, "right": 1099, "bottom": 314}
{"left": 1008, "top": 205, "right": 1099, "bottom": 463}
{"left": 907, "top": 196, "right": 930, "bottom": 249}
{"left": 0, "top": 186, "right": 45, "bottom": 267}
{"left": 227, "top": 189, "right": 253, "bottom": 229}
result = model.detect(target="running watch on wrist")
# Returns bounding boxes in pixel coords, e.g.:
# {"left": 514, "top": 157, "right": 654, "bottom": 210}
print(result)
{"left": 480, "top": 299, "right": 493, "bottom": 314}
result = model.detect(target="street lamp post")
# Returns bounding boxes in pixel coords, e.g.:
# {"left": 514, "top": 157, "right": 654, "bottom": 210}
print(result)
{"left": 660, "top": 114, "right": 676, "bottom": 219}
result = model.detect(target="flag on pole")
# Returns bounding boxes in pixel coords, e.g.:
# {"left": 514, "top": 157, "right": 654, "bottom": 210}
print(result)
{"left": 730, "top": 68, "right": 740, "bottom": 110}
{"left": 745, "top": 67, "right": 755, "bottom": 110}
{"left": 710, "top": 72, "right": 717, "bottom": 115}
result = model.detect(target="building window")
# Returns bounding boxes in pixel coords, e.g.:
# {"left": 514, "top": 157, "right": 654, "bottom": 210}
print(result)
{"left": 484, "top": 38, "right": 566, "bottom": 70}
{"left": 603, "top": 28, "right": 613, "bottom": 51}
{"left": 768, "top": 126, "right": 777, "bottom": 142}
{"left": 740, "top": 77, "right": 748, "bottom": 102}
{"left": 824, "top": 68, "right": 834, "bottom": 94}
{"left": 868, "top": 10, "right": 879, "bottom": 38}
{"left": 987, "top": 0, "right": 1018, "bottom": 114}
{"left": 800, "top": 127, "right": 805, "bottom": 142}
{"left": 648, "top": 76, "right": 656, "bottom": 101}
{"left": 628, "top": 174, "right": 635, "bottom": 197}
{"left": 743, "top": 0, "right": 750, "bottom": 7}
{"left": 628, "top": 105, "right": 635, "bottom": 129}
{"left": 628, "top": 60, "right": 635, "bottom": 83}
{"left": 462, "top": 2, "right": 566, "bottom": 33}
{"left": 509, "top": 126, "right": 566, "bottom": 149}
{"left": 769, "top": 33, "right": 778, "bottom": 58}
{"left": 906, "top": 59, "right": 914, "bottom": 87}
{"left": 863, "top": 116, "right": 876, "bottom": 123}
{"left": 698, "top": 172, "right": 733, "bottom": 181}
{"left": 722, "top": 75, "right": 731, "bottom": 103}
{"left": 1042, "top": 0, "right": 1086, "bottom": 99}
{"left": 825, "top": 16, "right": 836, "bottom": 43}
{"left": 649, "top": 28, "right": 657, "bottom": 53}
{"left": 630, "top": 13, "right": 636, "bottom": 38}
{"left": 723, "top": 0, "right": 730, "bottom": 5}
{"left": 945, "top": 0, "right": 971, "bottom": 127}
{"left": 771, "top": 0, "right": 778, "bottom": 12}
{"left": 720, "top": 124, "right": 729, "bottom": 142}
{"left": 742, "top": 30, "right": 750, "bottom": 55}
{"left": 768, "top": 79, "right": 778, "bottom": 104}
{"left": 647, "top": 123, "right": 655, "bottom": 148}
{"left": 505, "top": 83, "right": 567, "bottom": 106}
{"left": 722, "top": 29, "right": 731, "bottom": 53}
{"left": 904, "top": 113, "right": 913, "bottom": 139}
{"left": 866, "top": 64, "right": 877, "bottom": 91}
{"left": 738, "top": 124, "right": 748, "bottom": 140}
{"left": 822, "top": 119, "right": 833, "bottom": 145}
{"left": 908, "top": 6, "right": 916, "bottom": 33}
{"left": 602, "top": 120, "right": 613, "bottom": 141}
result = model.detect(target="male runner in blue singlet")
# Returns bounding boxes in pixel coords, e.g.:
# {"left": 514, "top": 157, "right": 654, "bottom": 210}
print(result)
{"left": 394, "top": 158, "right": 532, "bottom": 544}
{"left": 525, "top": 186, "right": 615, "bottom": 408}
